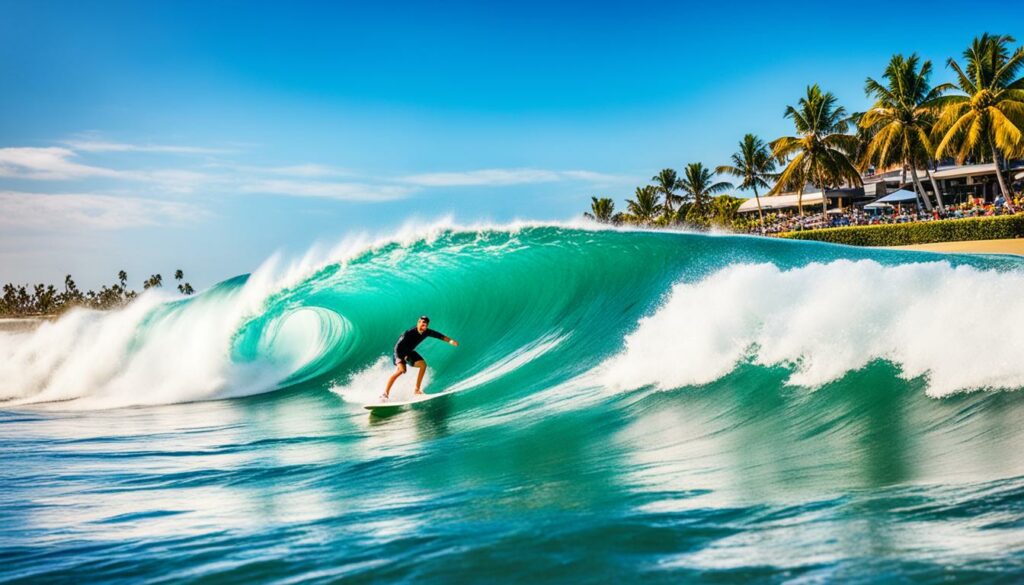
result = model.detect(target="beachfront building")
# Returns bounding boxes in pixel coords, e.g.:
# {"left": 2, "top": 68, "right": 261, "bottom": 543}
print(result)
{"left": 929, "top": 162, "right": 1024, "bottom": 202}
{"left": 738, "top": 161, "right": 1024, "bottom": 215}
{"left": 860, "top": 162, "right": 1024, "bottom": 205}
{"left": 736, "top": 185, "right": 870, "bottom": 215}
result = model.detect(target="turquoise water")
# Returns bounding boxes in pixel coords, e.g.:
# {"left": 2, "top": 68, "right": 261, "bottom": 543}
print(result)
{"left": 4, "top": 226, "right": 1024, "bottom": 582}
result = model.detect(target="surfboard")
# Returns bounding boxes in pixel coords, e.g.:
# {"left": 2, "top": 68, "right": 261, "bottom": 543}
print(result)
{"left": 363, "top": 390, "right": 454, "bottom": 411}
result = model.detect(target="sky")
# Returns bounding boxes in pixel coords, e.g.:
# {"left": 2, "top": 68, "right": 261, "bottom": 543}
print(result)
{"left": 2, "top": 0, "right": 1022, "bottom": 288}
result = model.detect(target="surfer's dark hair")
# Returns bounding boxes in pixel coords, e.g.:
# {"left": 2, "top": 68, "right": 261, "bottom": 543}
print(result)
{"left": 419, "top": 315, "right": 430, "bottom": 323}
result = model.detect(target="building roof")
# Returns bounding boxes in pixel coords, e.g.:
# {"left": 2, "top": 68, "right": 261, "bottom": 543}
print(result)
{"left": 931, "top": 163, "right": 1023, "bottom": 180}
{"left": 737, "top": 192, "right": 825, "bottom": 213}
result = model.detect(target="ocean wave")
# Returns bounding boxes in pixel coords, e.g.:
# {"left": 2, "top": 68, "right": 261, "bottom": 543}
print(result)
{"left": 2, "top": 223, "right": 1023, "bottom": 410}
{"left": 599, "top": 259, "right": 1024, "bottom": 396}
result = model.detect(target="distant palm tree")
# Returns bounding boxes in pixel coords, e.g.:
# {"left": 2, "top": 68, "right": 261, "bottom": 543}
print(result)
{"left": 584, "top": 197, "right": 616, "bottom": 223}
{"left": 861, "top": 54, "right": 946, "bottom": 210}
{"left": 716, "top": 134, "right": 776, "bottom": 230}
{"left": 651, "top": 168, "right": 684, "bottom": 220}
{"left": 173, "top": 269, "right": 195, "bottom": 295}
{"left": 625, "top": 186, "right": 662, "bottom": 225}
{"left": 143, "top": 274, "right": 163, "bottom": 290}
{"left": 771, "top": 84, "right": 862, "bottom": 216}
{"left": 679, "top": 162, "right": 733, "bottom": 226}
{"left": 933, "top": 33, "right": 1024, "bottom": 199}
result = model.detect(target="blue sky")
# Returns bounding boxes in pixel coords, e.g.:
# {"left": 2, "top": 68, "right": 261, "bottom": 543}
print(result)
{"left": 2, "top": 0, "right": 1021, "bottom": 288}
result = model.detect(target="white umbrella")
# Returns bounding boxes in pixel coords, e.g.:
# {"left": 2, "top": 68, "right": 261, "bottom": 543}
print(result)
{"left": 874, "top": 189, "right": 919, "bottom": 203}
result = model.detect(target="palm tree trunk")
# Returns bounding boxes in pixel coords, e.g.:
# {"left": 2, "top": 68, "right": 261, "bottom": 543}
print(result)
{"left": 909, "top": 164, "right": 933, "bottom": 211}
{"left": 926, "top": 161, "right": 944, "bottom": 208}
{"left": 819, "top": 182, "right": 828, "bottom": 219}
{"left": 753, "top": 186, "right": 765, "bottom": 234}
{"left": 797, "top": 185, "right": 804, "bottom": 216}
{"left": 989, "top": 134, "right": 1012, "bottom": 201}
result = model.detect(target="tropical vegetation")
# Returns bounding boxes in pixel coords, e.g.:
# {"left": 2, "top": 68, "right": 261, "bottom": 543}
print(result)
{"left": 770, "top": 84, "right": 862, "bottom": 215}
{"left": 716, "top": 134, "right": 777, "bottom": 229}
{"left": 933, "top": 33, "right": 1024, "bottom": 199}
{"left": 581, "top": 33, "right": 1024, "bottom": 237}
{"left": 860, "top": 53, "right": 946, "bottom": 209}
{"left": 781, "top": 213, "right": 1024, "bottom": 247}
{"left": 1, "top": 270, "right": 195, "bottom": 317}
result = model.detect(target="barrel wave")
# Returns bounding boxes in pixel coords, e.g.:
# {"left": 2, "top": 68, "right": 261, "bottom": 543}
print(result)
{"left": 4, "top": 224, "right": 1024, "bottom": 582}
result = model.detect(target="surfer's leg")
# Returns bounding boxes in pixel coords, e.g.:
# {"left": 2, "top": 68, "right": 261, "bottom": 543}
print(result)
{"left": 413, "top": 360, "right": 427, "bottom": 394}
{"left": 384, "top": 361, "right": 406, "bottom": 397}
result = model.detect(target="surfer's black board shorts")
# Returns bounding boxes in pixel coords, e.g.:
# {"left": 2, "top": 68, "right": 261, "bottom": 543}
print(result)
{"left": 394, "top": 351, "right": 424, "bottom": 366}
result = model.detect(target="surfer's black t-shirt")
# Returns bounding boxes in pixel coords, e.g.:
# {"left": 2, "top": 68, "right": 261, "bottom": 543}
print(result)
{"left": 394, "top": 327, "right": 446, "bottom": 360}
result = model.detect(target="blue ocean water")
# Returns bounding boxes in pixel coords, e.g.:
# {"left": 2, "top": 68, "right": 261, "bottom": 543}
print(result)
{"left": 3, "top": 226, "right": 1024, "bottom": 583}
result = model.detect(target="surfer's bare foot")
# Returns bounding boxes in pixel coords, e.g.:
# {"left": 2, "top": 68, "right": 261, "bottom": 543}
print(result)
{"left": 380, "top": 393, "right": 389, "bottom": 401}
{"left": 414, "top": 388, "right": 423, "bottom": 395}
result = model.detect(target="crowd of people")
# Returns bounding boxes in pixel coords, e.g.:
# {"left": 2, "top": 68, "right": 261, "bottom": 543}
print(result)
{"left": 747, "top": 196, "right": 1020, "bottom": 235}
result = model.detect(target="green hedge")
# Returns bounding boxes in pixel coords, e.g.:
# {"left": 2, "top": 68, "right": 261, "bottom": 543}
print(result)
{"left": 780, "top": 214, "right": 1024, "bottom": 247}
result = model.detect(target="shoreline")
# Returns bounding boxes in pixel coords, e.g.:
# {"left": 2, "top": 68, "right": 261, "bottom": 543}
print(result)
{"left": 886, "top": 238, "right": 1024, "bottom": 256}
{"left": 0, "top": 316, "right": 52, "bottom": 333}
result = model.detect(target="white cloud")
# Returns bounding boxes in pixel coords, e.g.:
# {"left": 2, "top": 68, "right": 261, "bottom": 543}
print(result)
{"left": 134, "top": 169, "right": 220, "bottom": 194}
{"left": 400, "top": 168, "right": 624, "bottom": 187}
{"left": 63, "top": 140, "right": 226, "bottom": 155}
{"left": 0, "top": 147, "right": 122, "bottom": 180}
{"left": 0, "top": 141, "right": 623, "bottom": 205}
{"left": 241, "top": 179, "right": 413, "bottom": 201}
{"left": 0, "top": 191, "right": 205, "bottom": 230}
{"left": 402, "top": 168, "right": 562, "bottom": 187}
{"left": 262, "top": 164, "right": 351, "bottom": 178}
{"left": 560, "top": 170, "right": 623, "bottom": 182}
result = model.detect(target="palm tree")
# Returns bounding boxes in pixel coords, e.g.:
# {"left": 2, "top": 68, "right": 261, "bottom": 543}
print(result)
{"left": 584, "top": 197, "right": 616, "bottom": 223}
{"left": 679, "top": 162, "right": 733, "bottom": 226}
{"left": 625, "top": 186, "right": 662, "bottom": 225}
{"left": 771, "top": 84, "right": 862, "bottom": 216}
{"left": 174, "top": 269, "right": 195, "bottom": 295}
{"left": 933, "top": 33, "right": 1024, "bottom": 200}
{"left": 861, "top": 54, "right": 946, "bottom": 210}
{"left": 716, "top": 134, "right": 776, "bottom": 230}
{"left": 651, "top": 168, "right": 684, "bottom": 220}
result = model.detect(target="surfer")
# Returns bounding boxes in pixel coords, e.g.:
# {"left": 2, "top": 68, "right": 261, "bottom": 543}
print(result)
{"left": 382, "top": 316, "right": 458, "bottom": 401}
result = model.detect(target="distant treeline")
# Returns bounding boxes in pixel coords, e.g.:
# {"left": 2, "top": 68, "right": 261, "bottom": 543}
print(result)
{"left": 1, "top": 270, "right": 194, "bottom": 317}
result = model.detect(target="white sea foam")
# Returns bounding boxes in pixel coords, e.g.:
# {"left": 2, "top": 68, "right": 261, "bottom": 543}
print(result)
{"left": 599, "top": 259, "right": 1024, "bottom": 397}
{"left": 0, "top": 276, "right": 328, "bottom": 409}
{"left": 329, "top": 357, "right": 424, "bottom": 404}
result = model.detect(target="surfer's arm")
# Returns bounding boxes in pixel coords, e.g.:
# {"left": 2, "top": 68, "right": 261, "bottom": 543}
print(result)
{"left": 427, "top": 329, "right": 459, "bottom": 346}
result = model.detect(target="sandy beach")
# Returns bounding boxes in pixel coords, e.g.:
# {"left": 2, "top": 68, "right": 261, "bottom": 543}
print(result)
{"left": 888, "top": 238, "right": 1024, "bottom": 256}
